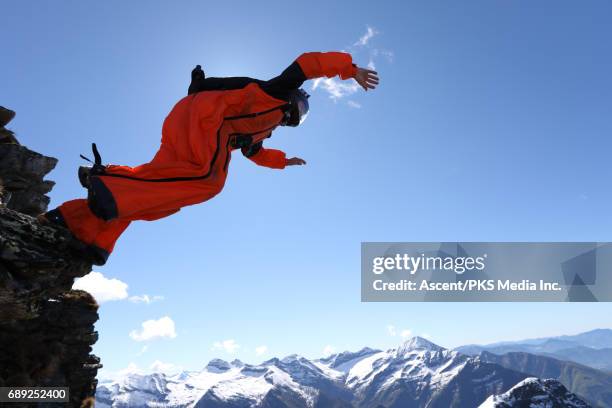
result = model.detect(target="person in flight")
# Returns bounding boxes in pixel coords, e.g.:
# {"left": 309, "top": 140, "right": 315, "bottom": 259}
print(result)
{"left": 38, "top": 51, "right": 379, "bottom": 265}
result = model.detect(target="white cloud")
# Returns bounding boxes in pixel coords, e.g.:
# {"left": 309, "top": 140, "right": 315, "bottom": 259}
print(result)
{"left": 389, "top": 325, "right": 412, "bottom": 338}
{"left": 73, "top": 271, "right": 128, "bottom": 303}
{"left": 98, "top": 362, "right": 144, "bottom": 381}
{"left": 72, "top": 272, "right": 165, "bottom": 307}
{"left": 129, "top": 294, "right": 165, "bottom": 304}
{"left": 347, "top": 100, "right": 362, "bottom": 109}
{"left": 129, "top": 316, "right": 177, "bottom": 342}
{"left": 311, "top": 24, "right": 390, "bottom": 101}
{"left": 322, "top": 345, "right": 336, "bottom": 357}
{"left": 136, "top": 345, "right": 148, "bottom": 356}
{"left": 380, "top": 49, "right": 394, "bottom": 63}
{"left": 355, "top": 26, "right": 378, "bottom": 47}
{"left": 99, "top": 360, "right": 182, "bottom": 381}
{"left": 118, "top": 362, "right": 143, "bottom": 377}
{"left": 150, "top": 360, "right": 181, "bottom": 375}
{"left": 400, "top": 329, "right": 413, "bottom": 338}
{"left": 212, "top": 339, "right": 240, "bottom": 354}
{"left": 255, "top": 345, "right": 268, "bottom": 356}
{"left": 311, "top": 77, "right": 360, "bottom": 101}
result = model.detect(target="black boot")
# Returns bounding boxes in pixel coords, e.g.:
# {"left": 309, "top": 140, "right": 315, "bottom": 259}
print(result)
{"left": 188, "top": 65, "right": 206, "bottom": 95}
{"left": 191, "top": 64, "right": 205, "bottom": 81}
{"left": 78, "top": 143, "right": 107, "bottom": 189}
{"left": 38, "top": 208, "right": 68, "bottom": 228}
{"left": 39, "top": 208, "right": 109, "bottom": 266}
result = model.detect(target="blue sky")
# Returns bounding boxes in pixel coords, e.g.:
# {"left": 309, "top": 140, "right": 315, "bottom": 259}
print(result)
{"left": 4, "top": 1, "right": 612, "bottom": 378}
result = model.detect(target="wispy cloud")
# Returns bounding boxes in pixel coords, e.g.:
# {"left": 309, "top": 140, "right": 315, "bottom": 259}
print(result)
{"left": 99, "top": 360, "right": 182, "bottom": 381}
{"left": 311, "top": 77, "right": 360, "bottom": 101}
{"left": 129, "top": 294, "right": 165, "bottom": 304}
{"left": 129, "top": 316, "right": 177, "bottom": 342}
{"left": 322, "top": 345, "right": 336, "bottom": 357}
{"left": 136, "top": 345, "right": 149, "bottom": 356}
{"left": 255, "top": 345, "right": 268, "bottom": 356}
{"left": 312, "top": 25, "right": 391, "bottom": 103}
{"left": 400, "top": 329, "right": 413, "bottom": 339}
{"left": 388, "top": 325, "right": 413, "bottom": 339}
{"left": 212, "top": 339, "right": 240, "bottom": 354}
{"left": 380, "top": 49, "right": 394, "bottom": 63}
{"left": 371, "top": 48, "right": 394, "bottom": 63}
{"left": 354, "top": 26, "right": 378, "bottom": 47}
{"left": 150, "top": 360, "right": 182, "bottom": 375}
{"left": 73, "top": 271, "right": 128, "bottom": 303}
{"left": 98, "top": 362, "right": 143, "bottom": 381}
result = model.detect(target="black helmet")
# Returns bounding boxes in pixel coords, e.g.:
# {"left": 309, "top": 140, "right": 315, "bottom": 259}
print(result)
{"left": 283, "top": 88, "right": 310, "bottom": 127}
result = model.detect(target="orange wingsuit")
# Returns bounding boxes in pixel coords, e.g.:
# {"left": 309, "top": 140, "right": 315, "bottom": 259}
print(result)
{"left": 48, "top": 52, "right": 358, "bottom": 264}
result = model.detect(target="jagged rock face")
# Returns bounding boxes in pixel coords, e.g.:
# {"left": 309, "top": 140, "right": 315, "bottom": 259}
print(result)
{"left": 0, "top": 143, "right": 57, "bottom": 215}
{"left": 0, "top": 106, "right": 19, "bottom": 145}
{"left": 0, "top": 207, "right": 91, "bottom": 320}
{"left": 0, "top": 290, "right": 101, "bottom": 406}
{"left": 479, "top": 377, "right": 591, "bottom": 407}
{"left": 0, "top": 141, "right": 101, "bottom": 407}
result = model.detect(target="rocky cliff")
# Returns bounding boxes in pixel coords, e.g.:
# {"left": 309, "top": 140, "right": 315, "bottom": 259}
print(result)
{"left": 0, "top": 117, "right": 101, "bottom": 407}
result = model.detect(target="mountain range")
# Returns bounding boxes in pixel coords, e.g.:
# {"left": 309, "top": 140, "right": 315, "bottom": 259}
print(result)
{"left": 96, "top": 334, "right": 609, "bottom": 407}
{"left": 456, "top": 328, "right": 612, "bottom": 371}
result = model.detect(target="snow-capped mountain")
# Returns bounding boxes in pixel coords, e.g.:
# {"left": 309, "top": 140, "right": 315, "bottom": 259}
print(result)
{"left": 97, "top": 336, "right": 536, "bottom": 408}
{"left": 479, "top": 377, "right": 590, "bottom": 407}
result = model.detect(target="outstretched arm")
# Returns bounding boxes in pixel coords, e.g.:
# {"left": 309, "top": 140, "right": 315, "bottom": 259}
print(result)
{"left": 242, "top": 142, "right": 306, "bottom": 169}
{"left": 267, "top": 52, "right": 379, "bottom": 93}
{"left": 189, "top": 52, "right": 378, "bottom": 95}
{"left": 297, "top": 52, "right": 358, "bottom": 81}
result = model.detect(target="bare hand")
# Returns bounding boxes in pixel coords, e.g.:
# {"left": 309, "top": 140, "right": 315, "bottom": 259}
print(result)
{"left": 286, "top": 157, "right": 306, "bottom": 166}
{"left": 354, "top": 67, "right": 379, "bottom": 91}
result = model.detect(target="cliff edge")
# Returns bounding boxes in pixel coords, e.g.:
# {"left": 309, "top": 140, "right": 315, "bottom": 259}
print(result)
{"left": 0, "top": 114, "right": 101, "bottom": 408}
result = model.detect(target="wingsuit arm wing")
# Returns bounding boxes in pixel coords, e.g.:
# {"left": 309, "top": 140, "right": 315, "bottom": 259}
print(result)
{"left": 296, "top": 52, "right": 358, "bottom": 80}
{"left": 241, "top": 141, "right": 287, "bottom": 169}
{"left": 266, "top": 52, "right": 358, "bottom": 91}
{"left": 188, "top": 75, "right": 259, "bottom": 95}
{"left": 188, "top": 52, "right": 357, "bottom": 95}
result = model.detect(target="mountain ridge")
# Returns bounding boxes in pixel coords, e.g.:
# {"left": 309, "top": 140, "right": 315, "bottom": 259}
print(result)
{"left": 96, "top": 337, "right": 530, "bottom": 407}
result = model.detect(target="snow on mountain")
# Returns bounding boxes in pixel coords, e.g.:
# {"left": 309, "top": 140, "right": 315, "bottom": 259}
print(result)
{"left": 96, "top": 372, "right": 171, "bottom": 407}
{"left": 97, "top": 360, "right": 244, "bottom": 407}
{"left": 345, "top": 336, "right": 466, "bottom": 395}
{"left": 197, "top": 363, "right": 318, "bottom": 407}
{"left": 206, "top": 359, "right": 233, "bottom": 373}
{"left": 95, "top": 337, "right": 533, "bottom": 407}
{"left": 479, "top": 377, "right": 591, "bottom": 407}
